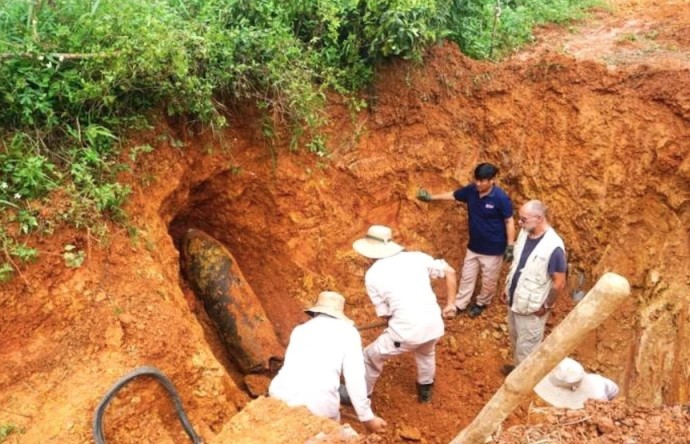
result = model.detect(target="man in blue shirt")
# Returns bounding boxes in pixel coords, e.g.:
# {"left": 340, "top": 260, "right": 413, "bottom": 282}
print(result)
{"left": 417, "top": 163, "right": 515, "bottom": 318}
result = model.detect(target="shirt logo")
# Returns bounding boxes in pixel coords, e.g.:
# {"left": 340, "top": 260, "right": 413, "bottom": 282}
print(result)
{"left": 485, "top": 203, "right": 495, "bottom": 209}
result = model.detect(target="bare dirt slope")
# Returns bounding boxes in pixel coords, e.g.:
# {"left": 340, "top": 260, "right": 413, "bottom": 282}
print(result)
{"left": 1, "top": 0, "right": 689, "bottom": 443}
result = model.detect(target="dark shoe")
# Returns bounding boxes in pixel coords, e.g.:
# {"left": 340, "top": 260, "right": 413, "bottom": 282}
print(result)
{"left": 416, "top": 382, "right": 434, "bottom": 403}
{"left": 469, "top": 304, "right": 485, "bottom": 318}
{"left": 339, "top": 383, "right": 352, "bottom": 406}
{"left": 500, "top": 364, "right": 515, "bottom": 376}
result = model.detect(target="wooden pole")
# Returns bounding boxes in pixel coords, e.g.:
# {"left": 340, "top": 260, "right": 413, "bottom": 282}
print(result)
{"left": 449, "top": 272, "right": 631, "bottom": 444}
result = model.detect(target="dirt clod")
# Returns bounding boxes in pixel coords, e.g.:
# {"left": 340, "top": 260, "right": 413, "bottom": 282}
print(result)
{"left": 244, "top": 374, "right": 271, "bottom": 398}
{"left": 398, "top": 424, "right": 422, "bottom": 441}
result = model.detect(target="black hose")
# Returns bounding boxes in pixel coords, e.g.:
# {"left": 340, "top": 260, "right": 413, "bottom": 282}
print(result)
{"left": 93, "top": 366, "right": 203, "bottom": 444}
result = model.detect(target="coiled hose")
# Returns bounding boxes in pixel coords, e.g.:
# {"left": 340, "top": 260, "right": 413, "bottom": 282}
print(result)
{"left": 93, "top": 366, "right": 203, "bottom": 444}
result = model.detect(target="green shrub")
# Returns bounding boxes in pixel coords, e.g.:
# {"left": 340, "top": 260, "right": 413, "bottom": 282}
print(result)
{"left": 0, "top": 423, "right": 23, "bottom": 442}
{"left": 444, "top": 0, "right": 598, "bottom": 59}
{"left": 0, "top": 0, "right": 595, "bottom": 281}
{"left": 0, "top": 134, "right": 57, "bottom": 203}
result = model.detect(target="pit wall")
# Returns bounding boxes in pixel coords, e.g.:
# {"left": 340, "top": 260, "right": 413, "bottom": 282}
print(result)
{"left": 0, "top": 144, "right": 251, "bottom": 443}
{"left": 166, "top": 45, "right": 690, "bottom": 405}
{"left": 2, "top": 41, "right": 687, "bottom": 444}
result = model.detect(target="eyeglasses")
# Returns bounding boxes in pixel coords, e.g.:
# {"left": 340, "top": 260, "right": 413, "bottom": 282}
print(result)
{"left": 518, "top": 215, "right": 536, "bottom": 223}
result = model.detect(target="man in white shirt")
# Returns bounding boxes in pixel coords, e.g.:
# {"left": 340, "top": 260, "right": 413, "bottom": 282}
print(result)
{"left": 353, "top": 225, "right": 457, "bottom": 403}
{"left": 534, "top": 357, "right": 619, "bottom": 409}
{"left": 269, "top": 291, "right": 386, "bottom": 433}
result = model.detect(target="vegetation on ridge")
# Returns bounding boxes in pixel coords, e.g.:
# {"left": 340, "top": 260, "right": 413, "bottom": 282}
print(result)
{"left": 0, "top": 0, "right": 595, "bottom": 281}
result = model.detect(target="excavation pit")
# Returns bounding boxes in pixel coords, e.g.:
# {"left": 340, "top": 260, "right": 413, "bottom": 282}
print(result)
{"left": 1, "top": 3, "right": 689, "bottom": 442}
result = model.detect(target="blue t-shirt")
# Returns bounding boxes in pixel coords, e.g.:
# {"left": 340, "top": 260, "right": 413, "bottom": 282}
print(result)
{"left": 508, "top": 234, "right": 567, "bottom": 305}
{"left": 453, "top": 184, "right": 513, "bottom": 255}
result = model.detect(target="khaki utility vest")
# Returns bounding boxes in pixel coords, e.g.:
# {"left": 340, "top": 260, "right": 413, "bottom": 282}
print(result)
{"left": 506, "top": 227, "right": 565, "bottom": 315}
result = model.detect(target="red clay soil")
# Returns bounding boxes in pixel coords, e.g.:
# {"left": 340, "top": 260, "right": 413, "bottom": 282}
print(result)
{"left": 1, "top": 0, "right": 689, "bottom": 443}
{"left": 499, "top": 400, "right": 690, "bottom": 444}
{"left": 209, "top": 396, "right": 371, "bottom": 444}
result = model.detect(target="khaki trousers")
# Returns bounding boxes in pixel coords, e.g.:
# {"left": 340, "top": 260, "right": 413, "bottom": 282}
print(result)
{"left": 507, "top": 309, "right": 549, "bottom": 365}
{"left": 455, "top": 249, "right": 503, "bottom": 309}
{"left": 363, "top": 331, "right": 438, "bottom": 395}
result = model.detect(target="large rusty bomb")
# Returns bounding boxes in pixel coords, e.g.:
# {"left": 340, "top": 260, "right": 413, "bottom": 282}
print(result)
{"left": 182, "top": 229, "right": 283, "bottom": 373}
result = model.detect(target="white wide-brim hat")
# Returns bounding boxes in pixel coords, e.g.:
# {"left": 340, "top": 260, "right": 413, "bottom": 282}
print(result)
{"left": 305, "top": 291, "right": 352, "bottom": 323}
{"left": 352, "top": 225, "right": 404, "bottom": 259}
{"left": 534, "top": 357, "right": 597, "bottom": 409}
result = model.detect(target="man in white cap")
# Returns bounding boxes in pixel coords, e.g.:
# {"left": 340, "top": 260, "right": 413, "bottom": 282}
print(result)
{"left": 269, "top": 291, "right": 387, "bottom": 433}
{"left": 352, "top": 225, "right": 457, "bottom": 403}
{"left": 534, "top": 357, "right": 619, "bottom": 409}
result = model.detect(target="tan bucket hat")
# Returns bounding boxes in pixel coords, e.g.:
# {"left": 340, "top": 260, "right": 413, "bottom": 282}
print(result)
{"left": 534, "top": 357, "right": 599, "bottom": 409}
{"left": 305, "top": 291, "right": 352, "bottom": 323}
{"left": 352, "top": 225, "right": 404, "bottom": 259}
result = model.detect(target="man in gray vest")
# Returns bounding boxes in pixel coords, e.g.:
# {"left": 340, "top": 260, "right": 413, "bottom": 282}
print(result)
{"left": 501, "top": 200, "right": 566, "bottom": 375}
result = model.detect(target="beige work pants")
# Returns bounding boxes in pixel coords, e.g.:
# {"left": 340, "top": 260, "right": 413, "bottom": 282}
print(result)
{"left": 455, "top": 249, "right": 503, "bottom": 310}
{"left": 363, "top": 331, "right": 438, "bottom": 395}
{"left": 507, "top": 309, "right": 549, "bottom": 365}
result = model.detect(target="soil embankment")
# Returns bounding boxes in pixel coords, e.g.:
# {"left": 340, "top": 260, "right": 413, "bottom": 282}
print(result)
{"left": 0, "top": 1, "right": 689, "bottom": 443}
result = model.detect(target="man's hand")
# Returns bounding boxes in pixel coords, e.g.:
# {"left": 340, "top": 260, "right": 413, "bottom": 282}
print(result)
{"left": 416, "top": 188, "right": 432, "bottom": 202}
{"left": 534, "top": 305, "right": 552, "bottom": 317}
{"left": 442, "top": 304, "right": 458, "bottom": 319}
{"left": 363, "top": 416, "right": 387, "bottom": 433}
{"left": 503, "top": 245, "right": 514, "bottom": 262}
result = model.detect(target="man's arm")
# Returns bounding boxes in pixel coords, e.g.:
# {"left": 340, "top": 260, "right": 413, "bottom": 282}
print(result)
{"left": 535, "top": 247, "right": 567, "bottom": 316}
{"left": 443, "top": 264, "right": 458, "bottom": 316}
{"left": 365, "top": 280, "right": 391, "bottom": 318}
{"left": 505, "top": 217, "right": 516, "bottom": 246}
{"left": 428, "top": 191, "right": 456, "bottom": 201}
{"left": 342, "top": 330, "right": 387, "bottom": 432}
{"left": 603, "top": 377, "right": 620, "bottom": 400}
{"left": 503, "top": 217, "right": 517, "bottom": 261}
{"left": 543, "top": 272, "right": 566, "bottom": 308}
{"left": 551, "top": 271, "right": 567, "bottom": 292}
{"left": 534, "top": 271, "right": 565, "bottom": 317}
{"left": 422, "top": 256, "right": 458, "bottom": 318}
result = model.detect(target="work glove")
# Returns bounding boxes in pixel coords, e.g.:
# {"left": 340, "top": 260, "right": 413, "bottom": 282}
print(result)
{"left": 416, "top": 188, "right": 432, "bottom": 202}
{"left": 503, "top": 245, "right": 514, "bottom": 262}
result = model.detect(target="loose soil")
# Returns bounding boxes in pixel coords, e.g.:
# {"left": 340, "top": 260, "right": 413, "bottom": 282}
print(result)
{"left": 499, "top": 400, "right": 690, "bottom": 443}
{"left": 1, "top": 0, "right": 689, "bottom": 443}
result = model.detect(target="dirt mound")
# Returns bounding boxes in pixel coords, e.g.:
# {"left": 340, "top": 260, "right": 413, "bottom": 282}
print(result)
{"left": 210, "top": 397, "right": 372, "bottom": 444}
{"left": 500, "top": 400, "right": 690, "bottom": 443}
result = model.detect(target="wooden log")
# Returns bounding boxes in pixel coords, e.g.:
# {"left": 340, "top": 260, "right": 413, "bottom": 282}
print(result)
{"left": 449, "top": 272, "right": 630, "bottom": 444}
{"left": 182, "top": 229, "right": 284, "bottom": 373}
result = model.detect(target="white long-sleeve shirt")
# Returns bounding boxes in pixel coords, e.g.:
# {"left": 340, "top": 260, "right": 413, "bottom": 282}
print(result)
{"left": 365, "top": 251, "right": 447, "bottom": 345}
{"left": 582, "top": 373, "right": 619, "bottom": 401}
{"left": 268, "top": 315, "right": 374, "bottom": 422}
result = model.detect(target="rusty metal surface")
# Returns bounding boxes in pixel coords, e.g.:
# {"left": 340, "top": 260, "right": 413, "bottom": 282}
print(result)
{"left": 182, "top": 229, "right": 284, "bottom": 373}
